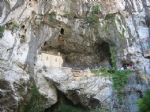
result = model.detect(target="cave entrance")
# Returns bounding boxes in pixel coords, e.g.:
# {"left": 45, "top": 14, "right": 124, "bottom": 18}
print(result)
{"left": 39, "top": 39, "right": 113, "bottom": 70}
{"left": 60, "top": 28, "right": 64, "bottom": 35}
{"left": 95, "top": 41, "right": 112, "bottom": 67}
{"left": 45, "top": 90, "right": 89, "bottom": 112}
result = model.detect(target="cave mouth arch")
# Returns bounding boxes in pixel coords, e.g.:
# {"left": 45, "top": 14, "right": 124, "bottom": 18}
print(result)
{"left": 93, "top": 41, "right": 112, "bottom": 68}
{"left": 39, "top": 39, "right": 114, "bottom": 69}
{"left": 44, "top": 90, "right": 100, "bottom": 112}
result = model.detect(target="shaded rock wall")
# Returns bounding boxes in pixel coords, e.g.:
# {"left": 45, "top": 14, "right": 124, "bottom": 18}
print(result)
{"left": 0, "top": 0, "right": 150, "bottom": 112}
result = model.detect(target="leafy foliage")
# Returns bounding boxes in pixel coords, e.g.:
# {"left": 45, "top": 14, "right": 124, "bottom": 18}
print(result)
{"left": 86, "top": 15, "right": 99, "bottom": 26}
{"left": 112, "top": 70, "right": 131, "bottom": 94}
{"left": 92, "top": 68, "right": 131, "bottom": 90}
{"left": 91, "top": 68, "right": 113, "bottom": 77}
{"left": 104, "top": 13, "right": 116, "bottom": 20}
{"left": 92, "top": 68, "right": 131, "bottom": 101}
{"left": 86, "top": 5, "right": 101, "bottom": 26}
{"left": 138, "top": 90, "right": 150, "bottom": 112}
{"left": 91, "top": 5, "right": 101, "bottom": 15}
{"left": 23, "top": 84, "right": 45, "bottom": 112}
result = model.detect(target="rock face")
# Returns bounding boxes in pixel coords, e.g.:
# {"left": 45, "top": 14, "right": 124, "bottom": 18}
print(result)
{"left": 37, "top": 67, "right": 112, "bottom": 108}
{"left": 0, "top": 0, "right": 150, "bottom": 112}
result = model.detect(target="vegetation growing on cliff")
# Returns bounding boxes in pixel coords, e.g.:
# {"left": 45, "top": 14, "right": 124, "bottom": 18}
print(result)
{"left": 52, "top": 104, "right": 108, "bottom": 112}
{"left": 86, "top": 4, "right": 101, "bottom": 26}
{"left": 110, "top": 47, "right": 117, "bottom": 70}
{"left": 5, "top": 21, "right": 19, "bottom": 31}
{"left": 112, "top": 70, "right": 131, "bottom": 101}
{"left": 57, "top": 103, "right": 85, "bottom": 112}
{"left": 92, "top": 68, "right": 131, "bottom": 102}
{"left": 23, "top": 84, "right": 45, "bottom": 112}
{"left": 0, "top": 26, "right": 5, "bottom": 38}
{"left": 55, "top": 103, "right": 108, "bottom": 112}
{"left": 138, "top": 90, "right": 150, "bottom": 112}
{"left": 92, "top": 68, "right": 131, "bottom": 89}
{"left": 91, "top": 5, "right": 102, "bottom": 15}
{"left": 49, "top": 91, "right": 109, "bottom": 112}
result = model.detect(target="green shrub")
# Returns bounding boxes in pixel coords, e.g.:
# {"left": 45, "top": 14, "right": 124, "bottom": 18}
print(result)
{"left": 91, "top": 68, "right": 112, "bottom": 77}
{"left": 23, "top": 84, "right": 45, "bottom": 112}
{"left": 138, "top": 90, "right": 150, "bottom": 112}
{"left": 92, "top": 68, "right": 131, "bottom": 102}
{"left": 56, "top": 103, "right": 108, "bottom": 112}
{"left": 105, "top": 13, "right": 116, "bottom": 20}
{"left": 91, "top": 68, "right": 131, "bottom": 92}
{"left": 86, "top": 5, "right": 101, "bottom": 26}
{"left": 112, "top": 70, "right": 131, "bottom": 94}
{"left": 91, "top": 5, "right": 101, "bottom": 15}
{"left": 86, "top": 15, "right": 99, "bottom": 26}
{"left": 56, "top": 103, "right": 85, "bottom": 112}
{"left": 0, "top": 26, "right": 5, "bottom": 38}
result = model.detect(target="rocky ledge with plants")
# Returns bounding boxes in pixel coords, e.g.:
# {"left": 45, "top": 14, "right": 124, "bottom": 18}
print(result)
{"left": 0, "top": 0, "right": 150, "bottom": 112}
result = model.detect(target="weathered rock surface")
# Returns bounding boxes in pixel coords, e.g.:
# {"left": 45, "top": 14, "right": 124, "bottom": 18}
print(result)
{"left": 0, "top": 0, "right": 150, "bottom": 112}
{"left": 35, "top": 67, "right": 112, "bottom": 108}
{"left": 0, "top": 61, "right": 29, "bottom": 112}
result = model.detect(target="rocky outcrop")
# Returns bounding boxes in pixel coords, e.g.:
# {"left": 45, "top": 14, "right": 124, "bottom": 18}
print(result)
{"left": 0, "top": 61, "right": 29, "bottom": 112}
{"left": 38, "top": 67, "right": 112, "bottom": 108}
{"left": 0, "top": 0, "right": 150, "bottom": 112}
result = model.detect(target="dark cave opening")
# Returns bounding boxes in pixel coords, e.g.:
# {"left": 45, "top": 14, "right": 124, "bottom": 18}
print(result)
{"left": 145, "top": 15, "right": 150, "bottom": 27}
{"left": 95, "top": 41, "right": 112, "bottom": 65}
{"left": 21, "top": 25, "right": 25, "bottom": 29}
{"left": 40, "top": 40, "right": 113, "bottom": 69}
{"left": 60, "top": 28, "right": 64, "bottom": 35}
{"left": 44, "top": 90, "right": 89, "bottom": 112}
{"left": 63, "top": 41, "right": 112, "bottom": 69}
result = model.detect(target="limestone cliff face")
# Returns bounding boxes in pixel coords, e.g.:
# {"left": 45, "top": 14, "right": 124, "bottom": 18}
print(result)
{"left": 0, "top": 0, "right": 150, "bottom": 112}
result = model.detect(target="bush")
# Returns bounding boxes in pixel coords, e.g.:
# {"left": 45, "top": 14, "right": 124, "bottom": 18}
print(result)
{"left": 56, "top": 103, "right": 108, "bottom": 112}
{"left": 91, "top": 68, "right": 112, "bottom": 77}
{"left": 23, "top": 85, "right": 45, "bottom": 112}
{"left": 91, "top": 5, "right": 101, "bottom": 15}
{"left": 112, "top": 70, "right": 131, "bottom": 99}
{"left": 138, "top": 90, "right": 150, "bottom": 112}
{"left": 91, "top": 68, "right": 131, "bottom": 102}
{"left": 86, "top": 15, "right": 99, "bottom": 26}
{"left": 86, "top": 5, "right": 101, "bottom": 26}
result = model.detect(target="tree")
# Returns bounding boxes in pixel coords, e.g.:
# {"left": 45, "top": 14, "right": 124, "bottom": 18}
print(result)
{"left": 138, "top": 90, "right": 150, "bottom": 112}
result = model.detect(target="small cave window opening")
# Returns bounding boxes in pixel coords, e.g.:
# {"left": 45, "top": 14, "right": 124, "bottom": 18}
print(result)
{"left": 60, "top": 28, "right": 64, "bottom": 35}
